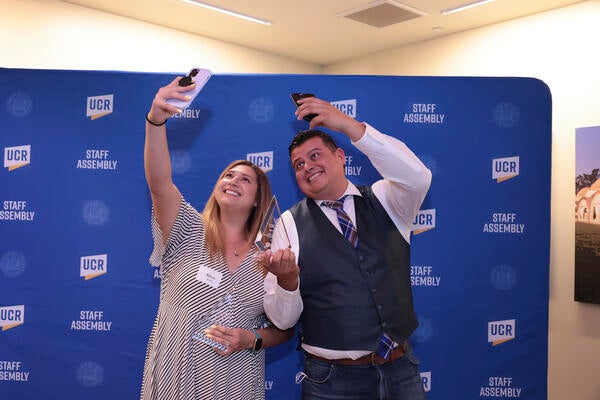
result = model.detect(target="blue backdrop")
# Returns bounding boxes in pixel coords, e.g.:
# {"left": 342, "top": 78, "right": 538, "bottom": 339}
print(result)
{"left": 0, "top": 67, "right": 551, "bottom": 399}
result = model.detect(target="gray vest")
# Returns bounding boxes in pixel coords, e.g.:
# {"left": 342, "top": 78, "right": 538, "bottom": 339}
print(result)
{"left": 291, "top": 185, "right": 417, "bottom": 350}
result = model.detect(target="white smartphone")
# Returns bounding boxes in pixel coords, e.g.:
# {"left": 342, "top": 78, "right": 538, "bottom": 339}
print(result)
{"left": 167, "top": 67, "right": 212, "bottom": 110}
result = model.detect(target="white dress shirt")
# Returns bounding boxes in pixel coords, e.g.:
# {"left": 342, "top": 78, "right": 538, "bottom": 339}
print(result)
{"left": 263, "top": 123, "right": 431, "bottom": 359}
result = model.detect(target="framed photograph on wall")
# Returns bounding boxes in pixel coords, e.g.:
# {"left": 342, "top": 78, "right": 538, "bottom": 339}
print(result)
{"left": 575, "top": 125, "right": 600, "bottom": 304}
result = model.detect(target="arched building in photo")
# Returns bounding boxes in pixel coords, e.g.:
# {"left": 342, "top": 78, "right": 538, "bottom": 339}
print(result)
{"left": 576, "top": 179, "right": 600, "bottom": 224}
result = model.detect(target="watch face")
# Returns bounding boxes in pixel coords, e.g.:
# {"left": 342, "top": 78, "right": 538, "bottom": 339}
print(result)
{"left": 254, "top": 337, "right": 263, "bottom": 351}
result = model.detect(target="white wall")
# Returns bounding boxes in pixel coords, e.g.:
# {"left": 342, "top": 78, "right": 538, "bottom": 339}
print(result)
{"left": 325, "top": 2, "right": 600, "bottom": 399}
{"left": 2, "top": 0, "right": 599, "bottom": 398}
{"left": 0, "top": 0, "right": 319, "bottom": 74}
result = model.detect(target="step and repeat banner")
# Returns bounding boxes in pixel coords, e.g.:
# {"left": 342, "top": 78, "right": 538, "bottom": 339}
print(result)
{"left": 0, "top": 68, "right": 551, "bottom": 399}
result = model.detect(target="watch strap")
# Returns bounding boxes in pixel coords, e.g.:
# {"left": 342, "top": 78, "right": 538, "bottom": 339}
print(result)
{"left": 251, "top": 329, "right": 263, "bottom": 352}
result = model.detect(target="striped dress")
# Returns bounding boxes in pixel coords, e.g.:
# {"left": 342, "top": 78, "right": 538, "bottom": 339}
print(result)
{"left": 141, "top": 200, "right": 269, "bottom": 400}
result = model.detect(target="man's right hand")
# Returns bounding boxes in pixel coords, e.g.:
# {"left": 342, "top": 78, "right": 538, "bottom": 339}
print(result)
{"left": 257, "top": 248, "right": 299, "bottom": 291}
{"left": 294, "top": 96, "right": 366, "bottom": 142}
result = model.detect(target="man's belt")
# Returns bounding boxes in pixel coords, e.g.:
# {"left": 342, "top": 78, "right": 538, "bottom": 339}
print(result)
{"left": 305, "top": 342, "right": 406, "bottom": 366}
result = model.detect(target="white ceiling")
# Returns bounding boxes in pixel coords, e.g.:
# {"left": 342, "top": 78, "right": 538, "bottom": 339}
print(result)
{"left": 60, "top": 0, "right": 585, "bottom": 65}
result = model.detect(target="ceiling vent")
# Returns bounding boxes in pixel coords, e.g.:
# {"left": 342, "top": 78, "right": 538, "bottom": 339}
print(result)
{"left": 339, "top": 0, "right": 427, "bottom": 28}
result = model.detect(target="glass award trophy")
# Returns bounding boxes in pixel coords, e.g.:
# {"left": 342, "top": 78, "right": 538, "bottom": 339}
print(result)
{"left": 255, "top": 195, "right": 290, "bottom": 252}
{"left": 191, "top": 292, "right": 233, "bottom": 351}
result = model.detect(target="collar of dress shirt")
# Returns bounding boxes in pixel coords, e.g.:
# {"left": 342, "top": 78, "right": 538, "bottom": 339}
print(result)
{"left": 315, "top": 180, "right": 362, "bottom": 206}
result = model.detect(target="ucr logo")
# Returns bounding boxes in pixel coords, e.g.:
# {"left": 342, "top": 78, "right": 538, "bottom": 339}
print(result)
{"left": 331, "top": 99, "right": 357, "bottom": 118}
{"left": 247, "top": 151, "right": 274, "bottom": 173}
{"left": 0, "top": 305, "right": 25, "bottom": 331}
{"left": 412, "top": 209, "right": 436, "bottom": 235}
{"left": 420, "top": 371, "right": 431, "bottom": 392}
{"left": 488, "top": 319, "right": 516, "bottom": 345}
{"left": 80, "top": 254, "right": 108, "bottom": 280}
{"left": 4, "top": 145, "right": 31, "bottom": 171}
{"left": 86, "top": 94, "right": 113, "bottom": 120}
{"left": 492, "top": 156, "right": 519, "bottom": 182}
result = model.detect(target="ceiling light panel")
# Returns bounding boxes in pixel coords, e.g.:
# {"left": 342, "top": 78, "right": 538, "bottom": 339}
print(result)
{"left": 339, "top": 0, "right": 428, "bottom": 28}
{"left": 180, "top": 0, "right": 272, "bottom": 25}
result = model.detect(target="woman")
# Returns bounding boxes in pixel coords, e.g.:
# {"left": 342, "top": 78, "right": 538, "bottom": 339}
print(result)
{"left": 141, "top": 76, "right": 293, "bottom": 400}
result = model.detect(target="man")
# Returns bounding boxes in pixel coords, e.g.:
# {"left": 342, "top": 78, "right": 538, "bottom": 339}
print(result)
{"left": 260, "top": 94, "right": 432, "bottom": 399}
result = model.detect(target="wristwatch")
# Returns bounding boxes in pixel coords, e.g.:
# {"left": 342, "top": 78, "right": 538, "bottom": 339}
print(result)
{"left": 251, "top": 329, "right": 263, "bottom": 352}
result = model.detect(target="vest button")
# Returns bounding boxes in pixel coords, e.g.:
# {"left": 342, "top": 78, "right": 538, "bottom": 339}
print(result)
{"left": 377, "top": 305, "right": 383, "bottom": 310}
{"left": 381, "top": 322, "right": 387, "bottom": 328}
{"left": 371, "top": 288, "right": 377, "bottom": 293}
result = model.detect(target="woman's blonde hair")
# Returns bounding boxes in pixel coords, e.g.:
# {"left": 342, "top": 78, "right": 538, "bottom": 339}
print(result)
{"left": 201, "top": 160, "right": 272, "bottom": 259}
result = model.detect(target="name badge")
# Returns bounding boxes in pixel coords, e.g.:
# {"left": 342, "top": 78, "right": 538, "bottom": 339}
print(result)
{"left": 196, "top": 265, "right": 222, "bottom": 289}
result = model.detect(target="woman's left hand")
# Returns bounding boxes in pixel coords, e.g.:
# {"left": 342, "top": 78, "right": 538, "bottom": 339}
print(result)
{"left": 205, "top": 325, "right": 254, "bottom": 356}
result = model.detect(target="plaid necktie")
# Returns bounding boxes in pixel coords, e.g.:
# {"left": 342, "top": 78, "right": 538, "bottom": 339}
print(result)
{"left": 321, "top": 195, "right": 358, "bottom": 248}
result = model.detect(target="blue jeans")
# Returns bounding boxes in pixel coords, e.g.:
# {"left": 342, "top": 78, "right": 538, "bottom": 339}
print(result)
{"left": 300, "top": 344, "right": 426, "bottom": 400}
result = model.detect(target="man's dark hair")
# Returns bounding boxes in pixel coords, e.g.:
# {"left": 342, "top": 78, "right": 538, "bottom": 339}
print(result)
{"left": 288, "top": 130, "right": 338, "bottom": 157}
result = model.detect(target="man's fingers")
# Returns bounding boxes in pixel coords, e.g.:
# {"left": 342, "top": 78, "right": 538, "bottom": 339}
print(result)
{"left": 271, "top": 249, "right": 281, "bottom": 263}
{"left": 260, "top": 248, "right": 297, "bottom": 276}
{"left": 283, "top": 247, "right": 293, "bottom": 261}
{"left": 270, "top": 248, "right": 295, "bottom": 271}
{"left": 281, "top": 249, "right": 292, "bottom": 269}
{"left": 258, "top": 249, "right": 272, "bottom": 262}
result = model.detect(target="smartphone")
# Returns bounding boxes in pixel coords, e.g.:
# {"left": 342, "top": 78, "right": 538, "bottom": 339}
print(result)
{"left": 167, "top": 67, "right": 212, "bottom": 110}
{"left": 291, "top": 92, "right": 318, "bottom": 121}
